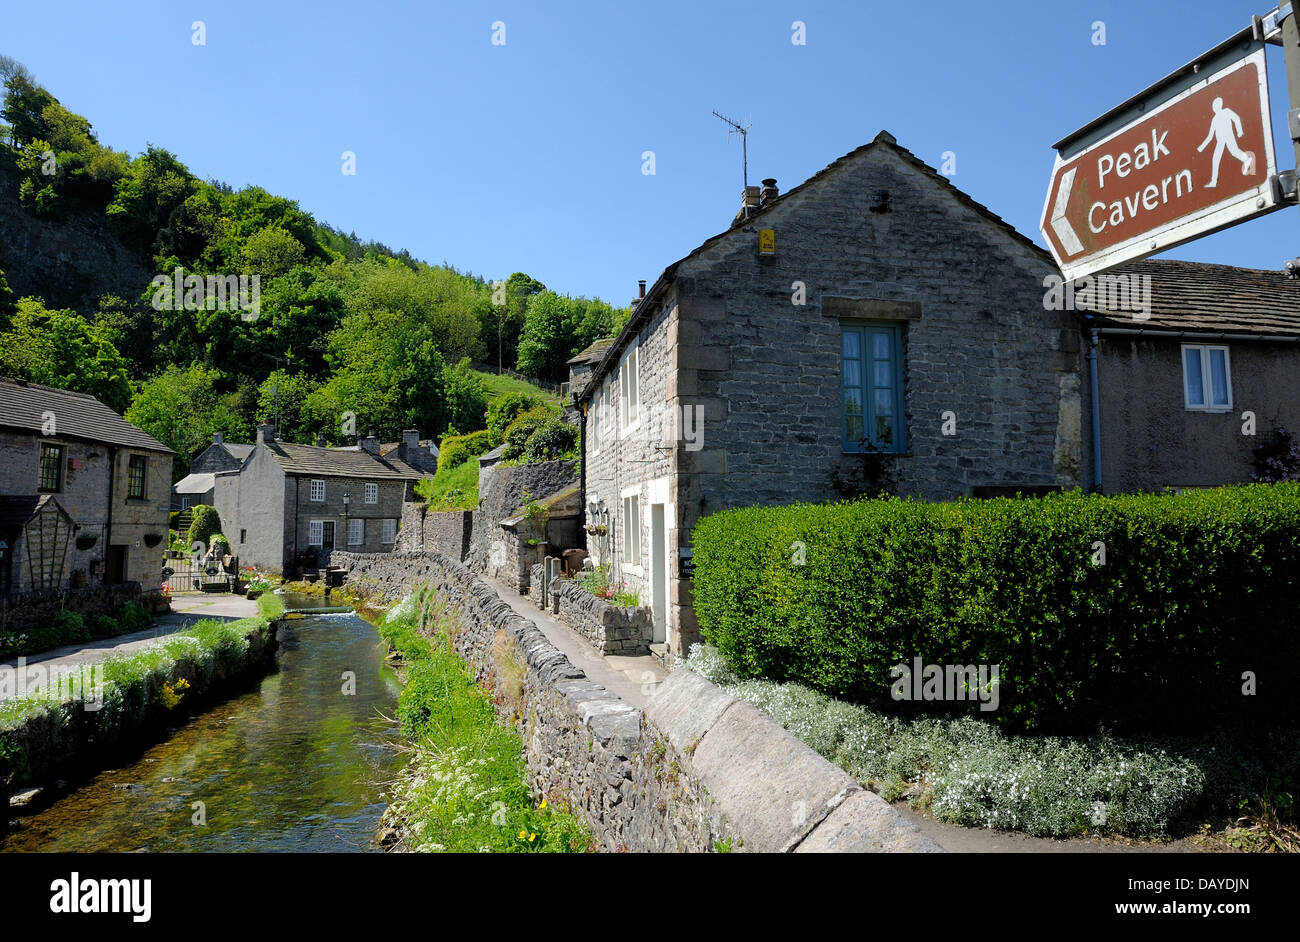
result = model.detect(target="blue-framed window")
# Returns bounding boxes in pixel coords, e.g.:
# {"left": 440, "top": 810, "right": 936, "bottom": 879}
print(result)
{"left": 841, "top": 323, "right": 904, "bottom": 453}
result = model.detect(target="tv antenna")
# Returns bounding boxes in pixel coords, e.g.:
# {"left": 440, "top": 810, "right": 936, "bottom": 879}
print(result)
{"left": 712, "top": 110, "right": 752, "bottom": 192}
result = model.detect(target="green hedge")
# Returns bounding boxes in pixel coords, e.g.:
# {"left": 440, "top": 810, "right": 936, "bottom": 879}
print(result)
{"left": 437, "top": 429, "right": 495, "bottom": 473}
{"left": 690, "top": 486, "right": 1300, "bottom": 733}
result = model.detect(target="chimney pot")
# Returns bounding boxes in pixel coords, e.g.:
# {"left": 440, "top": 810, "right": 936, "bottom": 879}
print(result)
{"left": 213, "top": 431, "right": 223, "bottom": 444}
{"left": 760, "top": 178, "right": 779, "bottom": 206}
{"left": 316, "top": 431, "right": 326, "bottom": 447}
{"left": 637, "top": 280, "right": 646, "bottom": 299}
{"left": 360, "top": 430, "right": 380, "bottom": 456}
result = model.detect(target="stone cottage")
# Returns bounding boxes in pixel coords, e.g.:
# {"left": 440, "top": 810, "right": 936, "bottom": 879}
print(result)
{"left": 1083, "top": 258, "right": 1300, "bottom": 492}
{"left": 0, "top": 377, "right": 174, "bottom": 594}
{"left": 213, "top": 424, "right": 426, "bottom": 574}
{"left": 572, "top": 131, "right": 1088, "bottom": 658}
{"left": 171, "top": 432, "right": 255, "bottom": 511}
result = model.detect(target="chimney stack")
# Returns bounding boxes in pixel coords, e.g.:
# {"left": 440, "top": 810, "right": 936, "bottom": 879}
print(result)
{"left": 741, "top": 185, "right": 761, "bottom": 216}
{"left": 256, "top": 423, "right": 276, "bottom": 445}
{"left": 399, "top": 428, "right": 419, "bottom": 463}
{"left": 637, "top": 280, "right": 646, "bottom": 299}
{"left": 316, "top": 431, "right": 326, "bottom": 447}
{"left": 213, "top": 431, "right": 223, "bottom": 445}
{"left": 760, "top": 178, "right": 779, "bottom": 207}
{"left": 360, "top": 428, "right": 380, "bottom": 455}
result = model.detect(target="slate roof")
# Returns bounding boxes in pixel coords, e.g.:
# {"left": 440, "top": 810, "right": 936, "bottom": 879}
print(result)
{"left": 260, "top": 441, "right": 424, "bottom": 480}
{"left": 567, "top": 338, "right": 614, "bottom": 366}
{"left": 173, "top": 473, "right": 216, "bottom": 494}
{"left": 1085, "top": 259, "right": 1300, "bottom": 337}
{"left": 0, "top": 377, "right": 174, "bottom": 453}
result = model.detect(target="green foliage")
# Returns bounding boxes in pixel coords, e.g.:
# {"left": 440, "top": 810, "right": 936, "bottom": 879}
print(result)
{"left": 500, "top": 407, "right": 552, "bottom": 461}
{"left": 691, "top": 485, "right": 1300, "bottom": 734}
{"left": 0, "top": 298, "right": 133, "bottom": 411}
{"left": 127, "top": 364, "right": 248, "bottom": 477}
{"left": 377, "top": 592, "right": 591, "bottom": 853}
{"left": 257, "top": 591, "right": 285, "bottom": 622}
{"left": 116, "top": 602, "right": 151, "bottom": 633}
{"left": 209, "top": 533, "right": 231, "bottom": 556}
{"left": 521, "top": 418, "right": 579, "bottom": 463}
{"left": 686, "top": 642, "right": 1300, "bottom": 840}
{"left": 186, "top": 505, "right": 223, "bottom": 550}
{"left": 486, "top": 392, "right": 544, "bottom": 444}
{"left": 414, "top": 458, "right": 478, "bottom": 511}
{"left": 516, "top": 291, "right": 627, "bottom": 383}
{"left": 442, "top": 357, "right": 489, "bottom": 436}
{"left": 436, "top": 428, "right": 495, "bottom": 473}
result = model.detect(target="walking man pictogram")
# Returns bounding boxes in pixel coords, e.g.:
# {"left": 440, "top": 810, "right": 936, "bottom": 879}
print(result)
{"left": 1197, "top": 96, "right": 1254, "bottom": 188}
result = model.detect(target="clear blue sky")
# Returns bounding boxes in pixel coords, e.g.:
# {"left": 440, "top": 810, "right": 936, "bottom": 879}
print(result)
{"left": 4, "top": 0, "right": 1297, "bottom": 304}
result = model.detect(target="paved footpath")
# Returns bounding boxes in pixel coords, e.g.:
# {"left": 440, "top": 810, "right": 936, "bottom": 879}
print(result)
{"left": 0, "top": 593, "right": 259, "bottom": 702}
{"left": 482, "top": 575, "right": 667, "bottom": 709}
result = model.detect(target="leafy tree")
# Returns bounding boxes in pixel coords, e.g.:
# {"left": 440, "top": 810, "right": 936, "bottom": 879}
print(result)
{"left": 257, "top": 368, "right": 325, "bottom": 443}
{"left": 0, "top": 298, "right": 132, "bottom": 411}
{"left": 443, "top": 357, "right": 488, "bottom": 435}
{"left": 93, "top": 294, "right": 155, "bottom": 376}
{"left": 0, "top": 265, "right": 14, "bottom": 327}
{"left": 241, "top": 224, "right": 306, "bottom": 280}
{"left": 106, "top": 145, "right": 198, "bottom": 253}
{"left": 1, "top": 74, "right": 55, "bottom": 146}
{"left": 126, "top": 363, "right": 246, "bottom": 476}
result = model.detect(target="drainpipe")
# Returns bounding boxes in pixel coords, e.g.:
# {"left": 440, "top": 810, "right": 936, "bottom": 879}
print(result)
{"left": 105, "top": 445, "right": 117, "bottom": 584}
{"left": 1086, "top": 326, "right": 1103, "bottom": 493}
{"left": 578, "top": 401, "right": 587, "bottom": 552}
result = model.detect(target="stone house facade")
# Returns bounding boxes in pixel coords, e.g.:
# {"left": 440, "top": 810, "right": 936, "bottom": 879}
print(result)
{"left": 573, "top": 132, "right": 1088, "bottom": 658}
{"left": 0, "top": 377, "right": 174, "bottom": 594}
{"left": 213, "top": 424, "right": 425, "bottom": 574}
{"left": 171, "top": 433, "right": 254, "bottom": 511}
{"left": 1085, "top": 259, "right": 1300, "bottom": 492}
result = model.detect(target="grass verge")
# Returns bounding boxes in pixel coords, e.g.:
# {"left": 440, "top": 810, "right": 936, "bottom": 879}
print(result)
{"left": 376, "top": 593, "right": 591, "bottom": 852}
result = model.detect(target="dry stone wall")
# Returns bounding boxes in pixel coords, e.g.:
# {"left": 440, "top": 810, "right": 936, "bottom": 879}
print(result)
{"left": 333, "top": 549, "right": 943, "bottom": 853}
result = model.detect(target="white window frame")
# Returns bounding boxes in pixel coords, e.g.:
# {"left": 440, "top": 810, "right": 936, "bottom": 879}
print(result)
{"left": 181, "top": 496, "right": 193, "bottom": 510}
{"left": 621, "top": 489, "right": 641, "bottom": 570}
{"left": 309, "top": 479, "right": 326, "bottom": 502}
{"left": 364, "top": 482, "right": 378, "bottom": 504}
{"left": 381, "top": 518, "right": 397, "bottom": 544}
{"left": 1181, "top": 344, "right": 1233, "bottom": 412}
{"left": 308, "top": 520, "right": 324, "bottom": 546}
{"left": 348, "top": 518, "right": 365, "bottom": 546}
{"left": 619, "top": 341, "right": 640, "bottom": 436}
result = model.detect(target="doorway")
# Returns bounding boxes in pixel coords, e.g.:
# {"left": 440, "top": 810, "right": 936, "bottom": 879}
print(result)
{"left": 105, "top": 544, "right": 128, "bottom": 585}
{"left": 649, "top": 503, "right": 666, "bottom": 644}
{"left": 321, "top": 521, "right": 336, "bottom": 552}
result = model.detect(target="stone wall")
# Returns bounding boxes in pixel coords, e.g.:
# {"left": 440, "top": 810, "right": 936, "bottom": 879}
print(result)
{"left": 0, "top": 583, "right": 143, "bottom": 634}
{"left": 396, "top": 503, "right": 472, "bottom": 561}
{"left": 335, "top": 549, "right": 942, "bottom": 853}
{"left": 529, "top": 563, "right": 651, "bottom": 656}
{"left": 467, "top": 459, "right": 578, "bottom": 572}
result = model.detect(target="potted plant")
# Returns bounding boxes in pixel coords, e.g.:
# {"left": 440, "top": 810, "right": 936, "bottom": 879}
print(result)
{"left": 150, "top": 584, "right": 172, "bottom": 614}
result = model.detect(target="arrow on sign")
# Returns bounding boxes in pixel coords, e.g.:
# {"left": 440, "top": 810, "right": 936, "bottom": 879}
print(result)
{"left": 1049, "top": 167, "right": 1085, "bottom": 256}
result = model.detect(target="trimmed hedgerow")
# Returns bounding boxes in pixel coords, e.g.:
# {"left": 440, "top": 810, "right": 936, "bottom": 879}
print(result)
{"left": 690, "top": 485, "right": 1300, "bottom": 733}
{"left": 437, "top": 429, "right": 495, "bottom": 473}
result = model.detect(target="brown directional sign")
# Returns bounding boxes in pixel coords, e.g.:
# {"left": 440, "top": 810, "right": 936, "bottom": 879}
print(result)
{"left": 1042, "top": 43, "right": 1279, "bottom": 281}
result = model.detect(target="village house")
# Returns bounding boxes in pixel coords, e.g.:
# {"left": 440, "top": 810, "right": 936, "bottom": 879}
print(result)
{"left": 0, "top": 377, "right": 174, "bottom": 595}
{"left": 1083, "top": 258, "right": 1300, "bottom": 492}
{"left": 572, "top": 132, "right": 1088, "bottom": 658}
{"left": 212, "top": 424, "right": 426, "bottom": 574}
{"left": 171, "top": 431, "right": 254, "bottom": 511}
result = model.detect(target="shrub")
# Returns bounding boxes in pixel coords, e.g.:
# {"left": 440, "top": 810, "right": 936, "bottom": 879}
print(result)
{"left": 50, "top": 609, "right": 87, "bottom": 644}
{"left": 690, "top": 485, "right": 1300, "bottom": 733}
{"left": 437, "top": 429, "right": 495, "bottom": 473}
{"left": 209, "top": 533, "right": 231, "bottom": 556}
{"left": 486, "top": 393, "right": 544, "bottom": 444}
{"left": 501, "top": 408, "right": 552, "bottom": 461}
{"left": 521, "top": 418, "right": 578, "bottom": 463}
{"left": 186, "top": 504, "right": 222, "bottom": 549}
{"left": 90, "top": 615, "right": 120, "bottom": 639}
{"left": 116, "top": 602, "right": 151, "bottom": 632}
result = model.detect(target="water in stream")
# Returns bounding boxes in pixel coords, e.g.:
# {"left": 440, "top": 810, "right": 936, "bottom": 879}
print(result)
{"left": 0, "top": 594, "right": 403, "bottom": 853}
